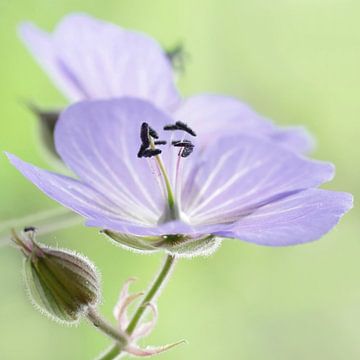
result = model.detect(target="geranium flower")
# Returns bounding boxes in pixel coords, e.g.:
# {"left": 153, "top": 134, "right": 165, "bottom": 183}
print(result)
{"left": 20, "top": 13, "right": 312, "bottom": 153}
{"left": 6, "top": 98, "right": 352, "bottom": 256}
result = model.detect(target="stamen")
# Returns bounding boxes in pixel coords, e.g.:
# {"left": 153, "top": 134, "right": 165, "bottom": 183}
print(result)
{"left": 171, "top": 140, "right": 194, "bottom": 158}
{"left": 137, "top": 144, "right": 147, "bottom": 158}
{"left": 149, "top": 127, "right": 159, "bottom": 139}
{"left": 181, "top": 146, "right": 194, "bottom": 158}
{"left": 140, "top": 123, "right": 150, "bottom": 148}
{"left": 142, "top": 149, "right": 162, "bottom": 158}
{"left": 137, "top": 123, "right": 178, "bottom": 218}
{"left": 171, "top": 140, "right": 194, "bottom": 148}
{"left": 175, "top": 121, "right": 197, "bottom": 137}
{"left": 174, "top": 150, "right": 183, "bottom": 206}
{"left": 138, "top": 123, "right": 163, "bottom": 157}
{"left": 154, "top": 140, "right": 167, "bottom": 145}
{"left": 163, "top": 124, "right": 178, "bottom": 131}
{"left": 163, "top": 121, "right": 196, "bottom": 137}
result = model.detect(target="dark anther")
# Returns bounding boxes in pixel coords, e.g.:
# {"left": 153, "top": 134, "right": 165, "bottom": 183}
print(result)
{"left": 137, "top": 144, "right": 147, "bottom": 158}
{"left": 181, "top": 146, "right": 194, "bottom": 158}
{"left": 175, "top": 121, "right": 197, "bottom": 137}
{"left": 163, "top": 121, "right": 197, "bottom": 137}
{"left": 138, "top": 123, "right": 163, "bottom": 158}
{"left": 149, "top": 126, "right": 159, "bottom": 139}
{"left": 154, "top": 140, "right": 167, "bottom": 145}
{"left": 24, "top": 226, "right": 37, "bottom": 233}
{"left": 140, "top": 122, "right": 150, "bottom": 148}
{"left": 172, "top": 140, "right": 194, "bottom": 148}
{"left": 163, "top": 124, "right": 179, "bottom": 131}
{"left": 142, "top": 149, "right": 162, "bottom": 158}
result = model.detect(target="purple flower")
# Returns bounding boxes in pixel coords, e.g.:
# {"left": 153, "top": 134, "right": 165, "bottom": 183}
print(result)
{"left": 7, "top": 98, "right": 352, "bottom": 256}
{"left": 20, "top": 13, "right": 312, "bottom": 153}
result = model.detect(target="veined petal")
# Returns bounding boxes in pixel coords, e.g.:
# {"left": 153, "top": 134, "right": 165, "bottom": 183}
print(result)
{"left": 174, "top": 94, "right": 313, "bottom": 153}
{"left": 182, "top": 135, "right": 334, "bottom": 226}
{"left": 6, "top": 153, "right": 140, "bottom": 224}
{"left": 6, "top": 99, "right": 177, "bottom": 228}
{"left": 19, "top": 14, "right": 180, "bottom": 109}
{"left": 55, "top": 98, "right": 174, "bottom": 223}
{"left": 215, "top": 189, "right": 353, "bottom": 246}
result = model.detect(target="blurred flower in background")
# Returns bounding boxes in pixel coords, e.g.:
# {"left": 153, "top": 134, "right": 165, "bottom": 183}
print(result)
{"left": 20, "top": 14, "right": 313, "bottom": 159}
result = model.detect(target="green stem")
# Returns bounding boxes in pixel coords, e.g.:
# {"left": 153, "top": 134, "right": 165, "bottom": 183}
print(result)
{"left": 34, "top": 212, "right": 82, "bottom": 236}
{"left": 97, "top": 346, "right": 121, "bottom": 360}
{"left": 97, "top": 254, "right": 177, "bottom": 360}
{"left": 0, "top": 209, "right": 82, "bottom": 246}
{"left": 0, "top": 206, "right": 70, "bottom": 230}
{"left": 87, "top": 307, "right": 128, "bottom": 346}
{"left": 127, "top": 254, "right": 176, "bottom": 334}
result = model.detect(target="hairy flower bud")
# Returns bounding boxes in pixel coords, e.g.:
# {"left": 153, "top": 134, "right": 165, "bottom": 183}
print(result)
{"left": 12, "top": 229, "right": 100, "bottom": 324}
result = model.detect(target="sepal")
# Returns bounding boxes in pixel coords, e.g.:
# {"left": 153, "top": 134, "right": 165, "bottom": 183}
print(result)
{"left": 103, "top": 230, "right": 222, "bottom": 258}
{"left": 102, "top": 231, "right": 160, "bottom": 253}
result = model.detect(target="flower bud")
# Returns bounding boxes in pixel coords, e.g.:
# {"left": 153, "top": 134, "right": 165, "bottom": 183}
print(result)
{"left": 12, "top": 229, "right": 100, "bottom": 324}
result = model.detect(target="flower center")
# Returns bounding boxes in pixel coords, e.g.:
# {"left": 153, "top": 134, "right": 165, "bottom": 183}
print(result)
{"left": 137, "top": 121, "right": 196, "bottom": 223}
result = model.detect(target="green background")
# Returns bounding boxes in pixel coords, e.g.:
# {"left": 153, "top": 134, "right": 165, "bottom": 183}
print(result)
{"left": 0, "top": 0, "right": 359, "bottom": 359}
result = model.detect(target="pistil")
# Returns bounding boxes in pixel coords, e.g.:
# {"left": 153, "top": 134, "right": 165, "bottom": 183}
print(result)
{"left": 149, "top": 138, "right": 178, "bottom": 219}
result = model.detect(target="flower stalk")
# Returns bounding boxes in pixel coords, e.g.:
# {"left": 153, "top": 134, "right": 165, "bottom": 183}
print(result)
{"left": 98, "top": 254, "right": 177, "bottom": 360}
{"left": 0, "top": 208, "right": 81, "bottom": 246}
{"left": 87, "top": 307, "right": 128, "bottom": 346}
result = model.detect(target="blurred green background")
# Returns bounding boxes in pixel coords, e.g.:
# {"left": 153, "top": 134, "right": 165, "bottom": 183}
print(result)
{"left": 0, "top": 0, "right": 359, "bottom": 359}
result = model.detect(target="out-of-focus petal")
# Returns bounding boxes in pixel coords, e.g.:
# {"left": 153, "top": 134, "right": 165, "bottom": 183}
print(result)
{"left": 19, "top": 23, "right": 84, "bottom": 101}
{"left": 174, "top": 94, "right": 314, "bottom": 153}
{"left": 19, "top": 14, "right": 180, "bottom": 109}
{"left": 270, "top": 126, "right": 314, "bottom": 154}
{"left": 215, "top": 189, "right": 353, "bottom": 246}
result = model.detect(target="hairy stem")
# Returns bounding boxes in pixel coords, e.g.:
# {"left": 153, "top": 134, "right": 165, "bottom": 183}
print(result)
{"left": 127, "top": 254, "right": 176, "bottom": 334}
{"left": 98, "top": 254, "right": 177, "bottom": 360}
{"left": 87, "top": 307, "right": 128, "bottom": 346}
